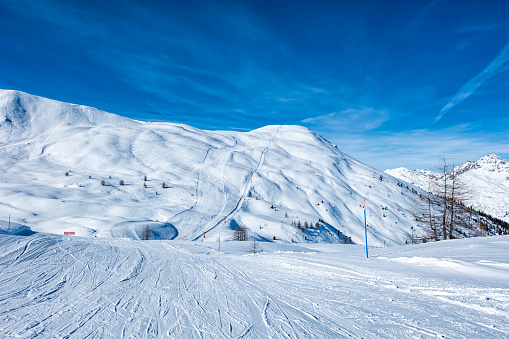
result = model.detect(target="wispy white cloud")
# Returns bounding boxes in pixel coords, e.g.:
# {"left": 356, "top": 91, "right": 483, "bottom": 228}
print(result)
{"left": 407, "top": 0, "right": 442, "bottom": 31}
{"left": 435, "top": 42, "right": 509, "bottom": 122}
{"left": 302, "top": 107, "right": 390, "bottom": 132}
{"left": 410, "top": 0, "right": 441, "bottom": 19}
{"left": 317, "top": 125, "right": 509, "bottom": 171}
{"left": 309, "top": 88, "right": 327, "bottom": 93}
{"left": 455, "top": 38, "right": 477, "bottom": 51}
{"left": 456, "top": 23, "right": 501, "bottom": 34}
{"left": 454, "top": 23, "right": 501, "bottom": 51}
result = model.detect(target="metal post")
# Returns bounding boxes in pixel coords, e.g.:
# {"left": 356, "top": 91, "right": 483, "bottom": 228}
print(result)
{"left": 364, "top": 201, "right": 368, "bottom": 258}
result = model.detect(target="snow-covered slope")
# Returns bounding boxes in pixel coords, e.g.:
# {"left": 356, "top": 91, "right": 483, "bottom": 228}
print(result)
{"left": 1, "top": 90, "right": 432, "bottom": 245}
{"left": 386, "top": 155, "right": 509, "bottom": 222}
{"left": 1, "top": 232, "right": 508, "bottom": 338}
{"left": 383, "top": 168, "right": 438, "bottom": 190}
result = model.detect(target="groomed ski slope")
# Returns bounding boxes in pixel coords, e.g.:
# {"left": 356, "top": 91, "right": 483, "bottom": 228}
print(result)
{"left": 1, "top": 232, "right": 508, "bottom": 338}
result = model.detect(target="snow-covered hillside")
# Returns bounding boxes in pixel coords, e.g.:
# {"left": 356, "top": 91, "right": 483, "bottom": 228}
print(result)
{"left": 1, "top": 232, "right": 508, "bottom": 338}
{"left": 0, "top": 89, "right": 430, "bottom": 245}
{"left": 386, "top": 155, "right": 509, "bottom": 222}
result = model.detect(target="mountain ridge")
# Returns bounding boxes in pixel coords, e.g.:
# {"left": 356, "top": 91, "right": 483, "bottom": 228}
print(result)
{"left": 386, "top": 154, "right": 509, "bottom": 222}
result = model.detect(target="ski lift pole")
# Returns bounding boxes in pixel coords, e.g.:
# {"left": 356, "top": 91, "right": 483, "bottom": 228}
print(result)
{"left": 364, "top": 200, "right": 368, "bottom": 258}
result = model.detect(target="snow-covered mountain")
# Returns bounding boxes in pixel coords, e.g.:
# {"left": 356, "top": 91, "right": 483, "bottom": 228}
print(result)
{"left": 0, "top": 89, "right": 482, "bottom": 245}
{"left": 386, "top": 154, "right": 509, "bottom": 222}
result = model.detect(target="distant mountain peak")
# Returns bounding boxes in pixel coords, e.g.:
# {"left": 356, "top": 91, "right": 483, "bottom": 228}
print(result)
{"left": 455, "top": 154, "right": 509, "bottom": 174}
{"left": 454, "top": 160, "right": 480, "bottom": 175}
{"left": 475, "top": 154, "right": 508, "bottom": 173}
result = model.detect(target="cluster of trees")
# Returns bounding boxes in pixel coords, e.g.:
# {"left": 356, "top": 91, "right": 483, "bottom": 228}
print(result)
{"left": 66, "top": 172, "right": 161, "bottom": 188}
{"left": 232, "top": 225, "right": 248, "bottom": 241}
{"left": 63, "top": 172, "right": 127, "bottom": 187}
{"left": 231, "top": 225, "right": 263, "bottom": 253}
{"left": 100, "top": 178, "right": 125, "bottom": 186}
{"left": 291, "top": 220, "right": 320, "bottom": 231}
{"left": 95, "top": 175, "right": 170, "bottom": 190}
{"left": 413, "top": 157, "right": 476, "bottom": 241}
{"left": 340, "top": 233, "right": 352, "bottom": 244}
{"left": 469, "top": 207, "right": 509, "bottom": 236}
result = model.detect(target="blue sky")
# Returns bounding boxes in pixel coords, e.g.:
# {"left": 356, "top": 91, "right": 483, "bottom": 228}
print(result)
{"left": 1, "top": 0, "right": 508, "bottom": 170}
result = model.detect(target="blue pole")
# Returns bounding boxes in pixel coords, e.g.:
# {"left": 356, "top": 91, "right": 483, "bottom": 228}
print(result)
{"left": 364, "top": 201, "right": 368, "bottom": 258}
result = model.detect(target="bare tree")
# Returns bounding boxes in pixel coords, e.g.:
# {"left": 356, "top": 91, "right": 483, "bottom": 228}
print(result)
{"left": 436, "top": 156, "right": 450, "bottom": 240}
{"left": 141, "top": 225, "right": 151, "bottom": 240}
{"left": 425, "top": 179, "right": 439, "bottom": 241}
{"left": 250, "top": 237, "right": 262, "bottom": 254}
{"left": 411, "top": 177, "right": 440, "bottom": 241}
{"left": 447, "top": 162, "right": 473, "bottom": 238}
{"left": 431, "top": 157, "right": 473, "bottom": 240}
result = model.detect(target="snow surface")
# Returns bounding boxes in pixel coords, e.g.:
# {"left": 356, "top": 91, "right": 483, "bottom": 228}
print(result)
{"left": 1, "top": 232, "right": 508, "bottom": 338}
{"left": 0, "top": 89, "right": 426, "bottom": 246}
{"left": 386, "top": 155, "right": 509, "bottom": 222}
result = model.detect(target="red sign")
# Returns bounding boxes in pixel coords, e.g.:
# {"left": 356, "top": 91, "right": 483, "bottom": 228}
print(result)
{"left": 64, "top": 232, "right": 75, "bottom": 235}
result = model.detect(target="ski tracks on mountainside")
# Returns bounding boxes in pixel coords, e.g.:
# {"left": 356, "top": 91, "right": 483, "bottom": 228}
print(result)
{"left": 169, "top": 137, "right": 238, "bottom": 239}
{"left": 170, "top": 126, "right": 280, "bottom": 239}
{"left": 201, "top": 126, "right": 281, "bottom": 237}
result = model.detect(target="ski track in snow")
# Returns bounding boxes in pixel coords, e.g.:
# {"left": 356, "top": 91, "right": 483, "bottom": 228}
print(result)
{"left": 200, "top": 126, "right": 281, "bottom": 239}
{"left": 0, "top": 233, "right": 508, "bottom": 338}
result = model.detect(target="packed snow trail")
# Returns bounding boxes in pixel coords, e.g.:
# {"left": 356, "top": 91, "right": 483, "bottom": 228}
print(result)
{"left": 1, "top": 233, "right": 508, "bottom": 338}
